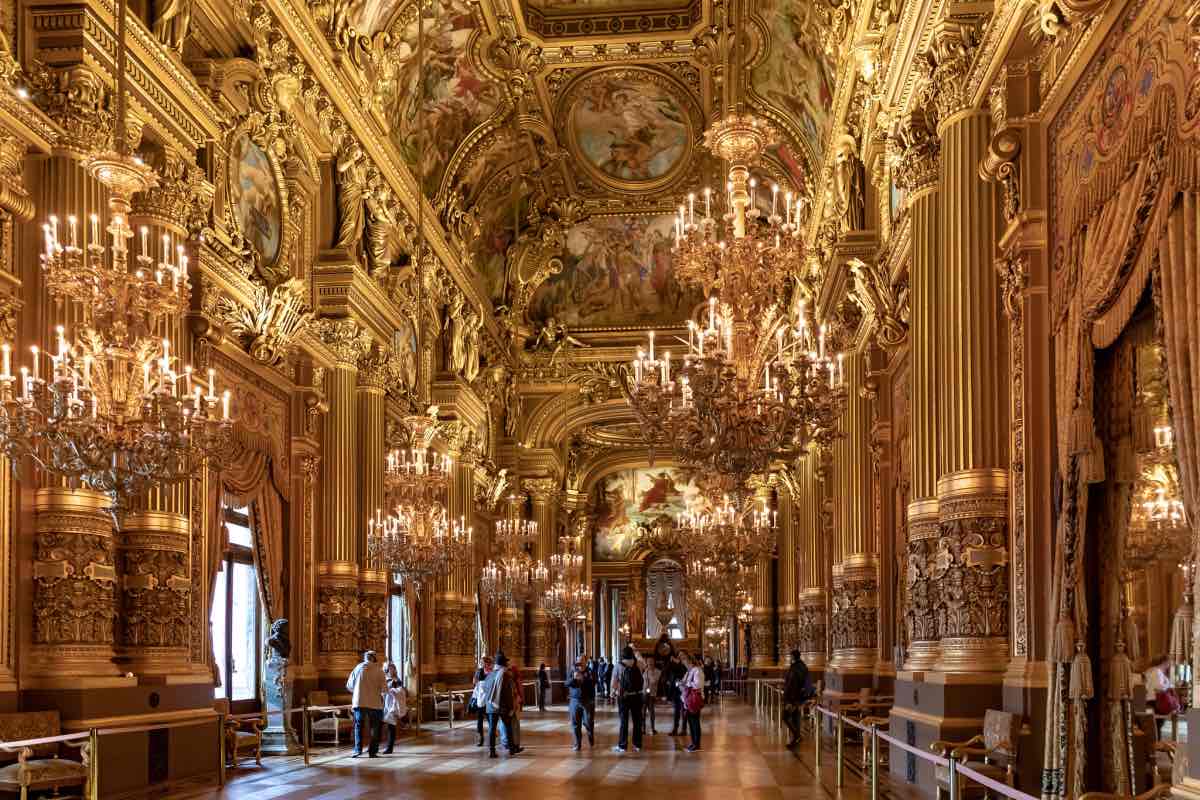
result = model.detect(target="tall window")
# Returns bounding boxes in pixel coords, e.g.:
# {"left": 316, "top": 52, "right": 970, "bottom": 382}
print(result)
{"left": 212, "top": 505, "right": 265, "bottom": 709}
{"left": 388, "top": 577, "right": 410, "bottom": 678}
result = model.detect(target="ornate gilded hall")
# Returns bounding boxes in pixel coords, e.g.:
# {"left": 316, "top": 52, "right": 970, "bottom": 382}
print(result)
{"left": 0, "top": 0, "right": 1195, "bottom": 796}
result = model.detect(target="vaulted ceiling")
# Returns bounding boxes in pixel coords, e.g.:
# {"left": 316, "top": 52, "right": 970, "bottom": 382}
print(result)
{"left": 359, "top": 0, "right": 839, "bottom": 336}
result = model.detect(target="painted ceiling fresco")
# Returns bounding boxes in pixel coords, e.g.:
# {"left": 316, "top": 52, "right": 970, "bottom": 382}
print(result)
{"left": 592, "top": 467, "right": 708, "bottom": 561}
{"left": 751, "top": 0, "right": 837, "bottom": 169}
{"left": 529, "top": 213, "right": 704, "bottom": 328}
{"left": 384, "top": 0, "right": 502, "bottom": 196}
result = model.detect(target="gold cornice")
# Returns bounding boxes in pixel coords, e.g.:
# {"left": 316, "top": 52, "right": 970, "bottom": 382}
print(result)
{"left": 431, "top": 378, "right": 488, "bottom": 432}
{"left": 257, "top": 0, "right": 492, "bottom": 334}
{"left": 311, "top": 255, "right": 412, "bottom": 346}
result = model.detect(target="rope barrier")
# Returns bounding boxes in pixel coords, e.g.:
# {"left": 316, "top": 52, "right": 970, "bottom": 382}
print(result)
{"left": 876, "top": 729, "right": 947, "bottom": 765}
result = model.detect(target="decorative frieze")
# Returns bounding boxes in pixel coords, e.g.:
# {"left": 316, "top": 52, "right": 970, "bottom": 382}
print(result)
{"left": 830, "top": 556, "right": 879, "bottom": 669}
{"left": 797, "top": 588, "right": 828, "bottom": 666}
{"left": 317, "top": 582, "right": 361, "bottom": 656}
{"left": 116, "top": 514, "right": 191, "bottom": 654}
{"left": 358, "top": 576, "right": 388, "bottom": 655}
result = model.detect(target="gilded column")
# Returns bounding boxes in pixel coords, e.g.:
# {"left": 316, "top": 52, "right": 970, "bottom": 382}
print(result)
{"left": 894, "top": 104, "right": 944, "bottom": 672}
{"left": 830, "top": 352, "right": 878, "bottom": 672}
{"left": 316, "top": 319, "right": 369, "bottom": 678}
{"left": 528, "top": 477, "right": 559, "bottom": 668}
{"left": 931, "top": 23, "right": 1010, "bottom": 674}
{"left": 795, "top": 450, "right": 828, "bottom": 671}
{"left": 450, "top": 435, "right": 479, "bottom": 669}
{"left": 356, "top": 345, "right": 389, "bottom": 656}
{"left": 751, "top": 482, "right": 777, "bottom": 668}
{"left": 776, "top": 484, "right": 799, "bottom": 656}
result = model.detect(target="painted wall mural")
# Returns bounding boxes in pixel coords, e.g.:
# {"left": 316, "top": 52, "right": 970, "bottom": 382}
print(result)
{"left": 592, "top": 468, "right": 706, "bottom": 561}
{"left": 753, "top": 0, "right": 836, "bottom": 167}
{"left": 228, "top": 134, "right": 282, "bottom": 267}
{"left": 529, "top": 214, "right": 704, "bottom": 328}
{"left": 569, "top": 72, "right": 690, "bottom": 184}
{"left": 348, "top": 0, "right": 402, "bottom": 36}
{"left": 385, "top": 0, "right": 502, "bottom": 196}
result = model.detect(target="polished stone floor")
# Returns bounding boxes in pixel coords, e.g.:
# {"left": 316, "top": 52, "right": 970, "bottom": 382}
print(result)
{"left": 171, "top": 699, "right": 906, "bottom": 800}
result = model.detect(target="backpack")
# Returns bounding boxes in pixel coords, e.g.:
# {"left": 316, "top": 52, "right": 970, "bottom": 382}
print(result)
{"left": 620, "top": 663, "right": 644, "bottom": 696}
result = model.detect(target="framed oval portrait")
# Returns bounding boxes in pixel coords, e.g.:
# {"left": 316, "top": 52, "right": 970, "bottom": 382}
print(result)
{"left": 229, "top": 134, "right": 283, "bottom": 267}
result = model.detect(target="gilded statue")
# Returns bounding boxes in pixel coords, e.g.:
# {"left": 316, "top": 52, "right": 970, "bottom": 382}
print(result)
{"left": 502, "top": 370, "right": 521, "bottom": 438}
{"left": 462, "top": 307, "right": 482, "bottom": 383}
{"left": 153, "top": 0, "right": 192, "bottom": 52}
{"left": 444, "top": 292, "right": 467, "bottom": 374}
{"left": 531, "top": 317, "right": 586, "bottom": 365}
{"left": 334, "top": 138, "right": 368, "bottom": 253}
{"left": 833, "top": 134, "right": 865, "bottom": 232}
{"left": 365, "top": 179, "right": 397, "bottom": 275}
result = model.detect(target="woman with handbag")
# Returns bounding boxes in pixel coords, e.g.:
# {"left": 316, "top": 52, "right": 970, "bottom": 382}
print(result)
{"left": 679, "top": 651, "right": 705, "bottom": 752}
{"left": 1145, "top": 653, "right": 1181, "bottom": 730}
{"left": 470, "top": 656, "right": 493, "bottom": 747}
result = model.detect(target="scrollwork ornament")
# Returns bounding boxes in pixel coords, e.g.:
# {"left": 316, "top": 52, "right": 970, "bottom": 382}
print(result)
{"left": 980, "top": 127, "right": 1023, "bottom": 224}
{"left": 315, "top": 317, "right": 373, "bottom": 368}
{"left": 926, "top": 22, "right": 979, "bottom": 125}
{"left": 218, "top": 277, "right": 313, "bottom": 367}
{"left": 891, "top": 109, "right": 940, "bottom": 195}
{"left": 849, "top": 258, "right": 908, "bottom": 350}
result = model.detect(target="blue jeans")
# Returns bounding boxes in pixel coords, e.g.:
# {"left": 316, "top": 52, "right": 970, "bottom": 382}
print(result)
{"left": 569, "top": 701, "right": 594, "bottom": 746}
{"left": 353, "top": 707, "right": 382, "bottom": 755}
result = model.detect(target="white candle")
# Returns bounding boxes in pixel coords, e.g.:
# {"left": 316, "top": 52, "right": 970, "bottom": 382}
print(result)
{"left": 2, "top": 343, "right": 10, "bottom": 379}
{"left": 91, "top": 214, "right": 100, "bottom": 244}
{"left": 222, "top": 390, "right": 230, "bottom": 420}
{"left": 83, "top": 355, "right": 91, "bottom": 387}
{"left": 19, "top": 367, "right": 27, "bottom": 400}
{"left": 193, "top": 387, "right": 201, "bottom": 413}
{"left": 764, "top": 363, "right": 770, "bottom": 392}
{"left": 49, "top": 216, "right": 57, "bottom": 244}
{"left": 143, "top": 361, "right": 150, "bottom": 393}
{"left": 786, "top": 191, "right": 793, "bottom": 225}
{"left": 819, "top": 324, "right": 826, "bottom": 359}
{"left": 837, "top": 352, "right": 844, "bottom": 385}
{"left": 29, "top": 346, "right": 38, "bottom": 382}
{"left": 704, "top": 187, "right": 711, "bottom": 220}
{"left": 68, "top": 216, "right": 77, "bottom": 248}
{"left": 750, "top": 178, "right": 757, "bottom": 210}
{"left": 688, "top": 193, "right": 695, "bottom": 226}
{"left": 771, "top": 184, "right": 778, "bottom": 217}
{"left": 162, "top": 234, "right": 170, "bottom": 264}
{"left": 648, "top": 330, "right": 655, "bottom": 362}
{"left": 207, "top": 368, "right": 216, "bottom": 400}
{"left": 708, "top": 297, "right": 716, "bottom": 331}
{"left": 664, "top": 351, "right": 670, "bottom": 382}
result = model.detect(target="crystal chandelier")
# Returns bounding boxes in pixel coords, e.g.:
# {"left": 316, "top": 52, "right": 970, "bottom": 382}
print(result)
{"left": 480, "top": 495, "right": 546, "bottom": 606}
{"left": 368, "top": 504, "right": 472, "bottom": 592}
{"left": 0, "top": 0, "right": 231, "bottom": 519}
{"left": 688, "top": 558, "right": 753, "bottom": 621}
{"left": 677, "top": 493, "right": 777, "bottom": 568}
{"left": 1126, "top": 425, "right": 1191, "bottom": 573}
{"left": 543, "top": 532, "right": 591, "bottom": 623}
{"left": 383, "top": 408, "right": 451, "bottom": 509}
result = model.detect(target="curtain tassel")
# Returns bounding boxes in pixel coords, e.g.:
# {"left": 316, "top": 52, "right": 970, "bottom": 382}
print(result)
{"left": 1108, "top": 640, "right": 1134, "bottom": 701}
{"left": 1069, "top": 642, "right": 1093, "bottom": 700}
{"left": 1054, "top": 616, "right": 1077, "bottom": 663}
{"left": 1123, "top": 615, "right": 1142, "bottom": 662}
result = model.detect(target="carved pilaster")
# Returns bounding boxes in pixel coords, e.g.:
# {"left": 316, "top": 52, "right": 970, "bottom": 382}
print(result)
{"left": 317, "top": 567, "right": 361, "bottom": 676}
{"left": 904, "top": 499, "right": 941, "bottom": 670}
{"left": 116, "top": 512, "right": 191, "bottom": 677}
{"left": 798, "top": 588, "right": 828, "bottom": 668}
{"left": 830, "top": 555, "right": 879, "bottom": 671}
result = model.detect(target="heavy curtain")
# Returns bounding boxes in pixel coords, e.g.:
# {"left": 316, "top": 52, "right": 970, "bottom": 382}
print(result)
{"left": 1157, "top": 191, "right": 1200, "bottom": 672}
{"left": 205, "top": 444, "right": 287, "bottom": 626}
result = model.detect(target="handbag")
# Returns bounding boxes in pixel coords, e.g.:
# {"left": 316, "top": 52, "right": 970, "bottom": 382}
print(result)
{"left": 684, "top": 686, "right": 705, "bottom": 714}
{"left": 1155, "top": 688, "right": 1181, "bottom": 715}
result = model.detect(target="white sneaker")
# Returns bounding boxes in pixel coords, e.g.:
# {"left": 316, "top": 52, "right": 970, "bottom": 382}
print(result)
{"left": 612, "top": 745, "right": 626, "bottom": 753}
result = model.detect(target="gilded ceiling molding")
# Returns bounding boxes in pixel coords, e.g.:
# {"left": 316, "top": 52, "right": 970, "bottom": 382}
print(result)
{"left": 502, "top": 196, "right": 589, "bottom": 326}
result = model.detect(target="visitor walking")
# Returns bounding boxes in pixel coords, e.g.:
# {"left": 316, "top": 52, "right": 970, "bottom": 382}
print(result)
{"left": 782, "top": 649, "right": 811, "bottom": 748}
{"left": 469, "top": 656, "right": 493, "bottom": 747}
{"left": 703, "top": 657, "right": 717, "bottom": 704}
{"left": 680, "top": 651, "right": 705, "bottom": 752}
{"left": 666, "top": 653, "right": 686, "bottom": 735}
{"left": 611, "top": 646, "right": 644, "bottom": 753}
{"left": 346, "top": 650, "right": 386, "bottom": 758}
{"left": 597, "top": 657, "right": 610, "bottom": 701}
{"left": 481, "top": 653, "right": 522, "bottom": 758}
{"left": 537, "top": 662, "right": 551, "bottom": 711}
{"left": 381, "top": 661, "right": 409, "bottom": 754}
{"left": 565, "top": 658, "right": 596, "bottom": 750}
{"left": 642, "top": 656, "right": 661, "bottom": 735}
{"left": 509, "top": 661, "right": 524, "bottom": 750}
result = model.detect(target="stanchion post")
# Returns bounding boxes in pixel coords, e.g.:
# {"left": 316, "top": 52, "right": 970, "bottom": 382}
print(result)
{"left": 869, "top": 723, "right": 879, "bottom": 800}
{"left": 88, "top": 727, "right": 100, "bottom": 800}
{"left": 302, "top": 704, "right": 310, "bottom": 767}
{"left": 948, "top": 755, "right": 959, "bottom": 800}
{"left": 217, "top": 711, "right": 227, "bottom": 787}
{"left": 449, "top": 693, "right": 454, "bottom": 730}
{"left": 813, "top": 707, "right": 821, "bottom": 770}
{"left": 836, "top": 713, "right": 844, "bottom": 788}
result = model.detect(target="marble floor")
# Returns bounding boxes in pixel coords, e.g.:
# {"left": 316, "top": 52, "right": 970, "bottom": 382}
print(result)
{"left": 170, "top": 699, "right": 910, "bottom": 800}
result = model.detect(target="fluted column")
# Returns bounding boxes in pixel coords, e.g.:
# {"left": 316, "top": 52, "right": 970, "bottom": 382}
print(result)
{"left": 777, "top": 485, "right": 799, "bottom": 656}
{"left": 444, "top": 441, "right": 478, "bottom": 670}
{"left": 932, "top": 24, "right": 1010, "bottom": 675}
{"left": 830, "top": 352, "right": 878, "bottom": 671}
{"left": 528, "top": 478, "right": 559, "bottom": 668}
{"left": 795, "top": 451, "right": 828, "bottom": 669}
{"left": 750, "top": 482, "right": 777, "bottom": 667}
{"left": 893, "top": 104, "right": 944, "bottom": 673}
{"left": 316, "top": 319, "right": 369, "bottom": 677}
{"left": 356, "top": 346, "right": 388, "bottom": 656}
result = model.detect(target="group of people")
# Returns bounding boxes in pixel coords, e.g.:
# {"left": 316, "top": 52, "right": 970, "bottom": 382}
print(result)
{"left": 566, "top": 645, "right": 708, "bottom": 754}
{"left": 344, "top": 651, "right": 411, "bottom": 758}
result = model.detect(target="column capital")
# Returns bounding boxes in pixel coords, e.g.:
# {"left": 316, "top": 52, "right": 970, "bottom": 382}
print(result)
{"left": 315, "top": 317, "right": 373, "bottom": 368}
{"left": 357, "top": 342, "right": 399, "bottom": 392}
{"left": 980, "top": 126, "right": 1023, "bottom": 227}
{"left": 926, "top": 21, "right": 981, "bottom": 127}
{"left": 891, "top": 109, "right": 941, "bottom": 196}
{"left": 525, "top": 476, "right": 561, "bottom": 504}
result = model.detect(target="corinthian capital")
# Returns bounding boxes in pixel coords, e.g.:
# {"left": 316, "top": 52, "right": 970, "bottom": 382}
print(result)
{"left": 926, "top": 22, "right": 979, "bottom": 125}
{"left": 849, "top": 258, "right": 908, "bottom": 351}
{"left": 525, "top": 476, "right": 560, "bottom": 504}
{"left": 315, "top": 317, "right": 372, "bottom": 367}
{"left": 890, "top": 108, "right": 940, "bottom": 195}
{"left": 28, "top": 64, "right": 114, "bottom": 157}
{"left": 357, "top": 343, "right": 397, "bottom": 390}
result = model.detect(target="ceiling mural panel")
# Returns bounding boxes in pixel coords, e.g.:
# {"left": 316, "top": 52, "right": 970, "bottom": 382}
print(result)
{"left": 559, "top": 67, "right": 701, "bottom": 194}
{"left": 384, "top": 0, "right": 503, "bottom": 196}
{"left": 349, "top": 0, "right": 403, "bottom": 36}
{"left": 751, "top": 0, "right": 836, "bottom": 171}
{"left": 591, "top": 467, "right": 706, "bottom": 561}
{"left": 529, "top": 213, "right": 704, "bottom": 328}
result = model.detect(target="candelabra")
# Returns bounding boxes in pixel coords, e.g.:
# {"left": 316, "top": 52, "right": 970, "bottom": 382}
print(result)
{"left": 543, "top": 532, "right": 591, "bottom": 622}
{"left": 688, "top": 558, "right": 753, "bottom": 621}
{"left": 367, "top": 504, "right": 472, "bottom": 592}
{"left": 676, "top": 494, "right": 777, "bottom": 568}
{"left": 1126, "top": 425, "right": 1191, "bottom": 573}
{"left": 383, "top": 410, "right": 451, "bottom": 510}
{"left": 481, "top": 495, "right": 546, "bottom": 606}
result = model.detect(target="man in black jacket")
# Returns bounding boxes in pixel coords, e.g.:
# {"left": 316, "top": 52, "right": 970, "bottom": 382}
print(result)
{"left": 666, "top": 653, "right": 687, "bottom": 735}
{"left": 782, "top": 649, "right": 811, "bottom": 748}
{"left": 565, "top": 658, "right": 596, "bottom": 750}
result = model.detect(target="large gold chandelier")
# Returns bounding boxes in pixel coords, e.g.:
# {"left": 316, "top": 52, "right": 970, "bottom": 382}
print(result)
{"left": 688, "top": 559, "right": 752, "bottom": 623}
{"left": 543, "top": 533, "right": 592, "bottom": 623}
{"left": 0, "top": 0, "right": 231, "bottom": 520}
{"left": 480, "top": 496, "right": 547, "bottom": 606}
{"left": 368, "top": 410, "right": 471, "bottom": 590}
{"left": 1126, "top": 425, "right": 1191, "bottom": 572}
{"left": 625, "top": 114, "right": 846, "bottom": 489}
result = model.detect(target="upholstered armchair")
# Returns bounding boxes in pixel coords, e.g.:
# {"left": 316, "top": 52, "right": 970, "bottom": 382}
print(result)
{"left": 932, "top": 710, "right": 1021, "bottom": 800}
{"left": 0, "top": 711, "right": 90, "bottom": 800}
{"left": 214, "top": 700, "right": 265, "bottom": 768}
{"left": 307, "top": 690, "right": 354, "bottom": 746}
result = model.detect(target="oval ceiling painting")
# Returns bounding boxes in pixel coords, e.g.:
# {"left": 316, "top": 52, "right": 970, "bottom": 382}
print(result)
{"left": 567, "top": 68, "right": 694, "bottom": 190}
{"left": 228, "top": 134, "right": 282, "bottom": 267}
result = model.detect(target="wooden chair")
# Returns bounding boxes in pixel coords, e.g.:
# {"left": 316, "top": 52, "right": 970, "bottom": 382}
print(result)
{"left": 1080, "top": 787, "right": 1173, "bottom": 800}
{"left": 431, "top": 683, "right": 456, "bottom": 722}
{"left": 932, "top": 710, "right": 1021, "bottom": 800}
{"left": 0, "top": 711, "right": 89, "bottom": 800}
{"left": 214, "top": 700, "right": 265, "bottom": 769}
{"left": 1135, "top": 712, "right": 1176, "bottom": 789}
{"left": 307, "top": 690, "right": 353, "bottom": 747}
